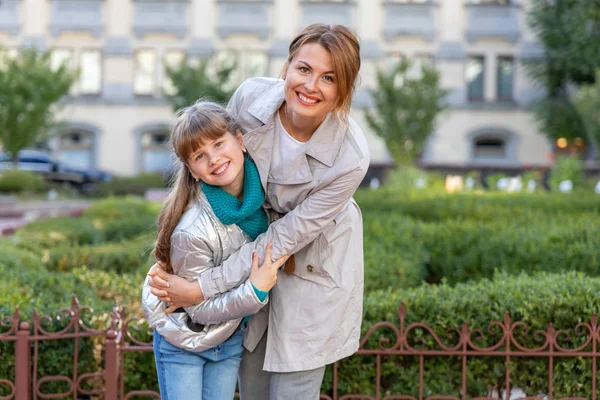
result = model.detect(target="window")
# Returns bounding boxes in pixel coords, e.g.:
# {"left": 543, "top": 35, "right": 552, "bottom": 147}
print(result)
{"left": 497, "top": 56, "right": 514, "bottom": 101}
{"left": 141, "top": 130, "right": 173, "bottom": 173}
{"left": 134, "top": 50, "right": 157, "bottom": 96}
{"left": 466, "top": 56, "right": 485, "bottom": 101}
{"left": 50, "top": 49, "right": 72, "bottom": 71}
{"left": 80, "top": 50, "right": 102, "bottom": 95}
{"left": 213, "top": 50, "right": 268, "bottom": 90}
{"left": 57, "top": 131, "right": 94, "bottom": 169}
{"left": 474, "top": 137, "right": 506, "bottom": 159}
{"left": 162, "top": 50, "right": 185, "bottom": 96}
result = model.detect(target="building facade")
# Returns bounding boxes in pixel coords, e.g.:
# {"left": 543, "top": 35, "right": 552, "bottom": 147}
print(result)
{"left": 0, "top": 0, "right": 560, "bottom": 177}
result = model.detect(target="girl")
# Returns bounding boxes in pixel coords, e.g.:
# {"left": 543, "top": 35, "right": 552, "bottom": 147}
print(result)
{"left": 141, "top": 101, "right": 287, "bottom": 400}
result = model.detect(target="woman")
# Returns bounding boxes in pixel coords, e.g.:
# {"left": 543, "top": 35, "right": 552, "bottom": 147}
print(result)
{"left": 149, "top": 23, "right": 369, "bottom": 399}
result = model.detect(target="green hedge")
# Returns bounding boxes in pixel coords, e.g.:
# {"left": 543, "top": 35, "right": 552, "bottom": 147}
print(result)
{"left": 357, "top": 180, "right": 600, "bottom": 289}
{"left": 2, "top": 186, "right": 600, "bottom": 396}
{"left": 89, "top": 173, "right": 168, "bottom": 197}
{"left": 324, "top": 271, "right": 600, "bottom": 398}
{"left": 0, "top": 170, "right": 48, "bottom": 193}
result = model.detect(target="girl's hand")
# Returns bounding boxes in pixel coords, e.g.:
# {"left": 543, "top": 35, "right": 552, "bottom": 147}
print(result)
{"left": 249, "top": 243, "right": 289, "bottom": 292}
{"left": 147, "top": 264, "right": 204, "bottom": 306}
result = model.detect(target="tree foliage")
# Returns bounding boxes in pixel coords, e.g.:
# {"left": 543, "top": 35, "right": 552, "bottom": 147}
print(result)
{"left": 365, "top": 60, "right": 447, "bottom": 165}
{"left": 526, "top": 0, "right": 600, "bottom": 145}
{"left": 0, "top": 48, "right": 76, "bottom": 165}
{"left": 574, "top": 69, "right": 600, "bottom": 154}
{"left": 164, "top": 57, "right": 237, "bottom": 111}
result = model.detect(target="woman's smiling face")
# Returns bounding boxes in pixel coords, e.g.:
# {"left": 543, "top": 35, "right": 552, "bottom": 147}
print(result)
{"left": 283, "top": 43, "right": 339, "bottom": 121}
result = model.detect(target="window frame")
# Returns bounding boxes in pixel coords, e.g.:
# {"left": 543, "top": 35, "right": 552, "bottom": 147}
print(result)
{"left": 466, "top": 55, "right": 486, "bottom": 102}
{"left": 133, "top": 48, "right": 158, "bottom": 97}
{"left": 78, "top": 48, "right": 103, "bottom": 96}
{"left": 496, "top": 55, "right": 515, "bottom": 102}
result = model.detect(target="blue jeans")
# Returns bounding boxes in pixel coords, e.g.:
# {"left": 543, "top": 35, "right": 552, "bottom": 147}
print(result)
{"left": 153, "top": 327, "right": 244, "bottom": 400}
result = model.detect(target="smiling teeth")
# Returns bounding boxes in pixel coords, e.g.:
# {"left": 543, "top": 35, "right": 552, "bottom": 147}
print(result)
{"left": 299, "top": 93, "right": 317, "bottom": 104}
{"left": 214, "top": 163, "right": 228, "bottom": 175}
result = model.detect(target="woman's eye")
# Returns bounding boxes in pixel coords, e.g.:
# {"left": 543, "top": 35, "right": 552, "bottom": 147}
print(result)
{"left": 323, "top": 75, "right": 335, "bottom": 83}
{"left": 299, "top": 66, "right": 309, "bottom": 73}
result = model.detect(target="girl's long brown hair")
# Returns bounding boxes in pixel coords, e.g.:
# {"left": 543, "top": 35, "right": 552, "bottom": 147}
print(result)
{"left": 153, "top": 101, "right": 241, "bottom": 273}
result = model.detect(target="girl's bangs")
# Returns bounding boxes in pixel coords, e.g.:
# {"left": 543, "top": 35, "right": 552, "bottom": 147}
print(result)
{"left": 173, "top": 115, "right": 228, "bottom": 161}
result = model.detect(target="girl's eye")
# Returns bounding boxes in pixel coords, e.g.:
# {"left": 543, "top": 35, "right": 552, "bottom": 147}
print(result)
{"left": 196, "top": 153, "right": 204, "bottom": 160}
{"left": 215, "top": 141, "right": 223, "bottom": 148}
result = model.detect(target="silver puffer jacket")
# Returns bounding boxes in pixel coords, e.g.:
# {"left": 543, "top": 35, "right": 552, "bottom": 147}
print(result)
{"left": 141, "top": 190, "right": 268, "bottom": 353}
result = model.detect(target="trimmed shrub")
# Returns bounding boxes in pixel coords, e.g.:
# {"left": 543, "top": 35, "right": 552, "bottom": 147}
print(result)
{"left": 324, "top": 272, "right": 600, "bottom": 398}
{"left": 44, "top": 238, "right": 153, "bottom": 274}
{"left": 89, "top": 173, "right": 168, "bottom": 197}
{"left": 82, "top": 196, "right": 160, "bottom": 220}
{"left": 0, "top": 170, "right": 48, "bottom": 193}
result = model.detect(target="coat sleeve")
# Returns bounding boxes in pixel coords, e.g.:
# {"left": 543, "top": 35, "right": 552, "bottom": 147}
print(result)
{"left": 185, "top": 280, "right": 268, "bottom": 325}
{"left": 197, "top": 152, "right": 370, "bottom": 298}
{"left": 143, "top": 230, "right": 267, "bottom": 326}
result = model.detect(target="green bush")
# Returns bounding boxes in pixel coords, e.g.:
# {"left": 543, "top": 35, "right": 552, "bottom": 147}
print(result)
{"left": 90, "top": 173, "right": 168, "bottom": 197}
{"left": 83, "top": 196, "right": 160, "bottom": 220}
{"left": 550, "top": 155, "right": 585, "bottom": 190}
{"left": 0, "top": 170, "right": 48, "bottom": 193}
{"left": 44, "top": 238, "right": 153, "bottom": 274}
{"left": 323, "top": 272, "right": 600, "bottom": 398}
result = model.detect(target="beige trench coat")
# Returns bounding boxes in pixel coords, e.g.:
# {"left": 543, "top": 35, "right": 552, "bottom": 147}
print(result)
{"left": 197, "top": 77, "right": 370, "bottom": 372}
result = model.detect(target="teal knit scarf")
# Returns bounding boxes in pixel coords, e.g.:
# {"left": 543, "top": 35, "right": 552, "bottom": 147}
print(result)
{"left": 201, "top": 155, "right": 268, "bottom": 240}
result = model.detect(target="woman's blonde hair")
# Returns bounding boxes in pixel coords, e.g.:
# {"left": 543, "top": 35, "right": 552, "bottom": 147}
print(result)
{"left": 284, "top": 23, "right": 361, "bottom": 121}
{"left": 154, "top": 101, "right": 241, "bottom": 273}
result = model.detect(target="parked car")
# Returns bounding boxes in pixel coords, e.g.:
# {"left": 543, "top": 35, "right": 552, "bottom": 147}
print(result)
{"left": 0, "top": 149, "right": 111, "bottom": 192}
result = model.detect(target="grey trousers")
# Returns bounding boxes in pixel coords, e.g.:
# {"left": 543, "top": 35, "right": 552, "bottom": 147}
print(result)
{"left": 238, "top": 333, "right": 326, "bottom": 400}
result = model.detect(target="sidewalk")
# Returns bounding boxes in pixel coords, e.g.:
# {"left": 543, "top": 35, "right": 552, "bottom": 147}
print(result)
{"left": 0, "top": 196, "right": 92, "bottom": 236}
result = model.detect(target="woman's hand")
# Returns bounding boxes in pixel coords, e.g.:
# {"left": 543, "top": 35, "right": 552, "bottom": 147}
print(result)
{"left": 249, "top": 243, "right": 289, "bottom": 292}
{"left": 147, "top": 263, "right": 204, "bottom": 309}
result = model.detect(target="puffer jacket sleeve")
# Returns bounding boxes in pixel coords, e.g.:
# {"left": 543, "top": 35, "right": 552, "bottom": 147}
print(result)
{"left": 169, "top": 230, "right": 267, "bottom": 325}
{"left": 185, "top": 280, "right": 267, "bottom": 325}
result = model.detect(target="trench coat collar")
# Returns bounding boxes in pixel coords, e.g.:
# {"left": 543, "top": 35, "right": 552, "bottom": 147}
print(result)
{"left": 247, "top": 80, "right": 346, "bottom": 169}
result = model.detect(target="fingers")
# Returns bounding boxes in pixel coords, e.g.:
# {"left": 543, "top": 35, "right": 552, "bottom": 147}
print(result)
{"left": 251, "top": 251, "right": 259, "bottom": 270}
{"left": 150, "top": 287, "right": 170, "bottom": 302}
{"left": 264, "top": 243, "right": 273, "bottom": 264}
{"left": 164, "top": 304, "right": 179, "bottom": 314}
{"left": 150, "top": 269, "right": 170, "bottom": 288}
{"left": 272, "top": 255, "right": 290, "bottom": 270}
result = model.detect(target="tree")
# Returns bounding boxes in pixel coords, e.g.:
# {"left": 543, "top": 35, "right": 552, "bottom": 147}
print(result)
{"left": 526, "top": 0, "right": 600, "bottom": 143}
{"left": 0, "top": 48, "right": 76, "bottom": 166}
{"left": 574, "top": 69, "right": 600, "bottom": 155}
{"left": 164, "top": 57, "right": 237, "bottom": 111}
{"left": 365, "top": 60, "right": 447, "bottom": 165}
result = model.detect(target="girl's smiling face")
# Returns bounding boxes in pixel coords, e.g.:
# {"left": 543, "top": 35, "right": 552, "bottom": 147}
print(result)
{"left": 283, "top": 43, "right": 339, "bottom": 122}
{"left": 186, "top": 130, "right": 245, "bottom": 197}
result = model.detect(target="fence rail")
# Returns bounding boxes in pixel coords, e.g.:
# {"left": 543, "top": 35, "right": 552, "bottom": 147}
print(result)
{"left": 1, "top": 298, "right": 599, "bottom": 399}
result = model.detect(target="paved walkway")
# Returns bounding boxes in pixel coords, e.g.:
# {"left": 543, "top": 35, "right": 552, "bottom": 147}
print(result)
{"left": 0, "top": 196, "right": 91, "bottom": 236}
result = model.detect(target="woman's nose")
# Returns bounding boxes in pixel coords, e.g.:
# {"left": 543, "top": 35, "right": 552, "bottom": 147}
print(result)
{"left": 304, "top": 75, "right": 318, "bottom": 92}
